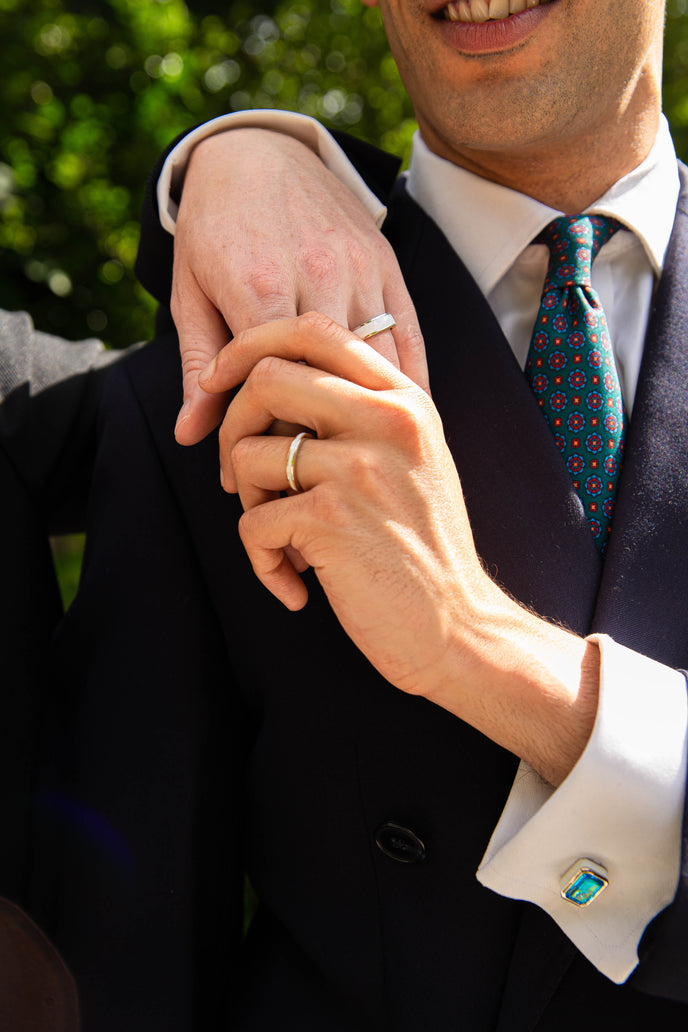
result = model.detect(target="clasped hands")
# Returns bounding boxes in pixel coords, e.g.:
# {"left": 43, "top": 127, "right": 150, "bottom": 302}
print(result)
{"left": 172, "top": 128, "right": 428, "bottom": 445}
{"left": 171, "top": 128, "right": 597, "bottom": 784}
{"left": 199, "top": 312, "right": 598, "bottom": 787}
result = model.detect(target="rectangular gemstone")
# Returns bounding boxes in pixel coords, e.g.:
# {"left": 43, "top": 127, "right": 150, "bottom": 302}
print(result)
{"left": 563, "top": 868, "right": 607, "bottom": 906}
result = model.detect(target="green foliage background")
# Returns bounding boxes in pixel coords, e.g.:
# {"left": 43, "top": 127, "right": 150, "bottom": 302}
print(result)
{"left": 1, "top": 0, "right": 688, "bottom": 350}
{"left": 0, "top": 0, "right": 414, "bottom": 348}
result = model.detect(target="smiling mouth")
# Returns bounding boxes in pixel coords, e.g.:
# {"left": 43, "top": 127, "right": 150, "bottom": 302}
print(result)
{"left": 442, "top": 0, "right": 550, "bottom": 21}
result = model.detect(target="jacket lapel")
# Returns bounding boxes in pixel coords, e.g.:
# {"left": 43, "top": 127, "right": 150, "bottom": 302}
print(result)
{"left": 593, "top": 166, "right": 688, "bottom": 667}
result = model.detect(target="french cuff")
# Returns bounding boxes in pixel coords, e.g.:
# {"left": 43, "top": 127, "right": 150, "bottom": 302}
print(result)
{"left": 156, "top": 109, "right": 387, "bottom": 235}
{"left": 476, "top": 633, "right": 687, "bottom": 984}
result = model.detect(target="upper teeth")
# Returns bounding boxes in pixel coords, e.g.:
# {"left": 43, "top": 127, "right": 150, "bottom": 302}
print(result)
{"left": 444, "top": 0, "right": 543, "bottom": 22}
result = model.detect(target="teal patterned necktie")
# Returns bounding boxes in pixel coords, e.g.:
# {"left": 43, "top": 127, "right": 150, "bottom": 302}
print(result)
{"left": 525, "top": 215, "right": 625, "bottom": 555}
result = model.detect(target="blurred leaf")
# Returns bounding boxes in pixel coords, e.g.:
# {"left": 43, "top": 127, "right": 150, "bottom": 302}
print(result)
{"left": 0, "top": 0, "right": 414, "bottom": 347}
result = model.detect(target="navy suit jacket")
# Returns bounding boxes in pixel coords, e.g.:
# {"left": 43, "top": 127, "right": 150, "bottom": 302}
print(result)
{"left": 50, "top": 150, "right": 688, "bottom": 1030}
{"left": 0, "top": 311, "right": 118, "bottom": 1029}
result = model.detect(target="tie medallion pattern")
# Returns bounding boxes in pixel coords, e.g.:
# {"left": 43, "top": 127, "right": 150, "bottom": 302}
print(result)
{"left": 525, "top": 215, "right": 625, "bottom": 555}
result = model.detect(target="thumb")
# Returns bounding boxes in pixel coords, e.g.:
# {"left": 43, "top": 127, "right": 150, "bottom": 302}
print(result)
{"left": 172, "top": 282, "right": 232, "bottom": 446}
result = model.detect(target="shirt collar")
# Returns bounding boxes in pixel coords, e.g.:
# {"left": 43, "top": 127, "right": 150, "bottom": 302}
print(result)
{"left": 405, "top": 115, "right": 679, "bottom": 296}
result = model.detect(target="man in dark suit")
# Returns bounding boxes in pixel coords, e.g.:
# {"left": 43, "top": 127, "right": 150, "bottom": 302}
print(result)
{"left": 51, "top": 0, "right": 688, "bottom": 1028}
{"left": 0, "top": 137, "right": 411, "bottom": 1031}
{"left": 0, "top": 310, "right": 117, "bottom": 1029}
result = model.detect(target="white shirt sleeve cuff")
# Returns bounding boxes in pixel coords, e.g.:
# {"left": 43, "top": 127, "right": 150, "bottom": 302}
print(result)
{"left": 476, "top": 633, "right": 687, "bottom": 984}
{"left": 156, "top": 110, "right": 387, "bottom": 235}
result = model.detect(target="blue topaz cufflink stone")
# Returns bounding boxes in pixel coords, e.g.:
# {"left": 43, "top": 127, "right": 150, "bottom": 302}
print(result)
{"left": 560, "top": 859, "right": 609, "bottom": 907}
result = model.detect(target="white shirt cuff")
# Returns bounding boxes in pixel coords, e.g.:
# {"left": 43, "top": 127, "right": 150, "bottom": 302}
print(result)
{"left": 476, "top": 633, "right": 687, "bottom": 984}
{"left": 156, "top": 110, "right": 387, "bottom": 235}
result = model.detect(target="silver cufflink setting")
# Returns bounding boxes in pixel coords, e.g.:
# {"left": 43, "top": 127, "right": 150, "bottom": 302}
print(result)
{"left": 559, "top": 858, "right": 609, "bottom": 907}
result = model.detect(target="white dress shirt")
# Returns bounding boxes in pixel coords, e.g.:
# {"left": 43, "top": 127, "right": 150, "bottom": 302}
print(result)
{"left": 405, "top": 123, "right": 679, "bottom": 412}
{"left": 158, "top": 112, "right": 688, "bottom": 984}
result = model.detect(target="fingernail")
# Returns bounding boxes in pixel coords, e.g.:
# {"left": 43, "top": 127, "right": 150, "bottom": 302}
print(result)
{"left": 199, "top": 355, "right": 217, "bottom": 385}
{"left": 175, "top": 400, "right": 189, "bottom": 435}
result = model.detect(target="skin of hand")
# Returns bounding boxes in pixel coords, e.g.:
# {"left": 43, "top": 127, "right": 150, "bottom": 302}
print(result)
{"left": 199, "top": 311, "right": 600, "bottom": 788}
{"left": 172, "top": 128, "right": 428, "bottom": 446}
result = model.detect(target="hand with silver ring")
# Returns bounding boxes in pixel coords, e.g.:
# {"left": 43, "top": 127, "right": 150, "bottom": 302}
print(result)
{"left": 203, "top": 312, "right": 602, "bottom": 789}
{"left": 285, "top": 431, "right": 313, "bottom": 493}
{"left": 172, "top": 131, "right": 429, "bottom": 449}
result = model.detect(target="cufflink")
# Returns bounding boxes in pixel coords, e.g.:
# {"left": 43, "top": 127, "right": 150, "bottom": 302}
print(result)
{"left": 560, "top": 859, "right": 609, "bottom": 907}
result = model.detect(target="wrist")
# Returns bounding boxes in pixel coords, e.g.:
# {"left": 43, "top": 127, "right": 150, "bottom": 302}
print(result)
{"left": 427, "top": 584, "right": 600, "bottom": 786}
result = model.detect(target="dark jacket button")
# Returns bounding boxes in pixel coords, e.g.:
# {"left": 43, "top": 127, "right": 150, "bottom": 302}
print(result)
{"left": 375, "top": 822, "right": 427, "bottom": 864}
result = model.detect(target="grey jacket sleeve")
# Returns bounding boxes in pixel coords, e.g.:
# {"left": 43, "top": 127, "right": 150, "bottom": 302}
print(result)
{"left": 0, "top": 308, "right": 123, "bottom": 533}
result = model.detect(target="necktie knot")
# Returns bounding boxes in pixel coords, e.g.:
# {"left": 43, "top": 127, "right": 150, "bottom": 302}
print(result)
{"left": 538, "top": 215, "right": 621, "bottom": 290}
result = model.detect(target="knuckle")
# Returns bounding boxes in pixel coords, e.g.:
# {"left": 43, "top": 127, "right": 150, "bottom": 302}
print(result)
{"left": 237, "top": 509, "right": 254, "bottom": 545}
{"left": 247, "top": 260, "right": 291, "bottom": 311}
{"left": 340, "top": 447, "right": 381, "bottom": 488}
{"left": 250, "top": 353, "right": 283, "bottom": 389}
{"left": 300, "top": 246, "right": 338, "bottom": 288}
{"left": 379, "top": 394, "right": 430, "bottom": 452}
{"left": 308, "top": 482, "right": 351, "bottom": 529}
{"left": 237, "top": 509, "right": 271, "bottom": 559}
{"left": 229, "top": 436, "right": 251, "bottom": 474}
{"left": 348, "top": 245, "right": 376, "bottom": 283}
{"left": 180, "top": 345, "right": 213, "bottom": 378}
{"left": 399, "top": 323, "right": 426, "bottom": 356}
{"left": 401, "top": 321, "right": 425, "bottom": 345}
{"left": 297, "top": 310, "right": 338, "bottom": 339}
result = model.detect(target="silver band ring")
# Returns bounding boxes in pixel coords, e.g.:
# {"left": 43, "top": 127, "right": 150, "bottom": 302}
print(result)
{"left": 352, "top": 313, "right": 396, "bottom": 340}
{"left": 286, "top": 431, "right": 312, "bottom": 493}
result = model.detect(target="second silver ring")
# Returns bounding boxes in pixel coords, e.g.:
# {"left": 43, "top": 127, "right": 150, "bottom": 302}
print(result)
{"left": 285, "top": 431, "right": 313, "bottom": 493}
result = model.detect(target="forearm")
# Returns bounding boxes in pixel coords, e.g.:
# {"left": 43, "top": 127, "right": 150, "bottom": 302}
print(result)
{"left": 155, "top": 110, "right": 388, "bottom": 235}
{"left": 426, "top": 582, "right": 599, "bottom": 786}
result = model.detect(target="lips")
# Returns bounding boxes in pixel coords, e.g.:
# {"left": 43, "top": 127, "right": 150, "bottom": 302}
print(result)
{"left": 443, "top": 0, "right": 548, "bottom": 21}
